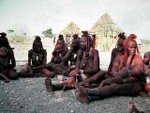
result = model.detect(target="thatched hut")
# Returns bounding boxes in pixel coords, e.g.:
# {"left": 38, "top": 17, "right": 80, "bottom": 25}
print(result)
{"left": 60, "top": 22, "right": 81, "bottom": 46}
{"left": 90, "top": 13, "right": 123, "bottom": 51}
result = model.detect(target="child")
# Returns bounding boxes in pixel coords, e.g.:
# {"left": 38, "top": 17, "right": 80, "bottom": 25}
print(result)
{"left": 143, "top": 52, "right": 150, "bottom": 96}
{"left": 143, "top": 52, "right": 150, "bottom": 76}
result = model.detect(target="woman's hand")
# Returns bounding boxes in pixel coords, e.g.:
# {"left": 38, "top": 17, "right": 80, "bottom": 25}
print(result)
{"left": 69, "top": 69, "right": 79, "bottom": 77}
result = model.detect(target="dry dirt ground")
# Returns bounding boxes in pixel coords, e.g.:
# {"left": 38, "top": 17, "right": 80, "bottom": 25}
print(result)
{"left": 0, "top": 77, "right": 150, "bottom": 113}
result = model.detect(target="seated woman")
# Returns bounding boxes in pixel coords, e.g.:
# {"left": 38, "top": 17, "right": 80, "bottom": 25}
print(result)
{"left": 18, "top": 36, "right": 51, "bottom": 77}
{"left": 75, "top": 34, "right": 145, "bottom": 103}
{"left": 80, "top": 32, "right": 126, "bottom": 87}
{"left": 45, "top": 31, "right": 100, "bottom": 92}
{"left": 142, "top": 52, "right": 150, "bottom": 96}
{"left": 62, "top": 34, "right": 80, "bottom": 76}
{"left": 108, "top": 32, "right": 126, "bottom": 73}
{"left": 46, "top": 35, "right": 69, "bottom": 77}
{"left": 0, "top": 47, "right": 18, "bottom": 82}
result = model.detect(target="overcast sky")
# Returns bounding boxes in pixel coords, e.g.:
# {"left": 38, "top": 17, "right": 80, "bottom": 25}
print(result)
{"left": 0, "top": 0, "right": 150, "bottom": 39}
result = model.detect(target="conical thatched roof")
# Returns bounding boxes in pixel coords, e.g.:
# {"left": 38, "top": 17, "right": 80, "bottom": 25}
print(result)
{"left": 90, "top": 13, "right": 123, "bottom": 52}
{"left": 60, "top": 22, "right": 81, "bottom": 36}
{"left": 90, "top": 13, "right": 122, "bottom": 36}
{"left": 59, "top": 22, "right": 80, "bottom": 46}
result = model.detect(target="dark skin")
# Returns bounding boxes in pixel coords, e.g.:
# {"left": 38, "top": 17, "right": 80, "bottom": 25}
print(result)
{"left": 0, "top": 47, "right": 17, "bottom": 82}
{"left": 27, "top": 41, "right": 52, "bottom": 77}
{"left": 81, "top": 37, "right": 126, "bottom": 86}
{"left": 108, "top": 38, "right": 125, "bottom": 72}
{"left": 128, "top": 98, "right": 144, "bottom": 113}
{"left": 75, "top": 40, "right": 144, "bottom": 103}
{"left": 50, "top": 39, "right": 68, "bottom": 66}
{"left": 0, "top": 33, "right": 16, "bottom": 68}
{"left": 62, "top": 35, "right": 100, "bottom": 86}
{"left": 142, "top": 52, "right": 150, "bottom": 96}
{"left": 19, "top": 38, "right": 51, "bottom": 77}
{"left": 70, "top": 39, "right": 99, "bottom": 76}
{"left": 62, "top": 37, "right": 80, "bottom": 66}
{"left": 0, "top": 33, "right": 11, "bottom": 49}
{"left": 69, "top": 37, "right": 100, "bottom": 76}
{"left": 46, "top": 38, "right": 68, "bottom": 77}
{"left": 103, "top": 40, "right": 143, "bottom": 86}
{"left": 101, "top": 40, "right": 143, "bottom": 86}
{"left": 60, "top": 36, "right": 80, "bottom": 77}
{"left": 0, "top": 33, "right": 17, "bottom": 81}
{"left": 28, "top": 42, "right": 46, "bottom": 70}
{"left": 143, "top": 52, "right": 150, "bottom": 75}
{"left": 44, "top": 36, "right": 81, "bottom": 92}
{"left": 0, "top": 47, "right": 11, "bottom": 82}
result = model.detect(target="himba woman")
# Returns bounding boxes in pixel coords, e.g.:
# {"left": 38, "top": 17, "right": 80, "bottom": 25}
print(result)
{"left": 0, "top": 32, "right": 18, "bottom": 82}
{"left": 0, "top": 47, "right": 18, "bottom": 82}
{"left": 18, "top": 36, "right": 51, "bottom": 77}
{"left": 62, "top": 34, "right": 80, "bottom": 76}
{"left": 46, "top": 35, "right": 69, "bottom": 77}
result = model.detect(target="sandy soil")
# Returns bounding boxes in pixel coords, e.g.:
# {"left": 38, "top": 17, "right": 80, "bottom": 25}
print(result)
{"left": 0, "top": 77, "right": 150, "bottom": 113}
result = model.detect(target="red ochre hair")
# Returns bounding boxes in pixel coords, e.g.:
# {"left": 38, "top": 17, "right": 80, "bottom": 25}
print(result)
{"left": 123, "top": 34, "right": 140, "bottom": 56}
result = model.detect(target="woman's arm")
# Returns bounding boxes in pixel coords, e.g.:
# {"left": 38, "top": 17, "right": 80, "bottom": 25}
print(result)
{"left": 83, "top": 49, "right": 100, "bottom": 74}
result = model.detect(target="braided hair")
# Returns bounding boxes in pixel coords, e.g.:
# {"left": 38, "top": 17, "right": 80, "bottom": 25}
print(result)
{"left": 71, "top": 34, "right": 80, "bottom": 51}
{"left": 123, "top": 34, "right": 140, "bottom": 56}
{"left": 81, "top": 31, "right": 92, "bottom": 51}
{"left": 32, "top": 36, "right": 44, "bottom": 51}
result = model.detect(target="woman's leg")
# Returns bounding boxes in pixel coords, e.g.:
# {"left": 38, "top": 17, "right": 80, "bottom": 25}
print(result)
{"left": 75, "top": 84, "right": 114, "bottom": 103}
{"left": 51, "top": 64, "right": 68, "bottom": 74}
{"left": 18, "top": 64, "right": 33, "bottom": 77}
{"left": 45, "top": 77, "right": 75, "bottom": 92}
{"left": 42, "top": 68, "right": 56, "bottom": 78}
{"left": 0, "top": 73, "right": 10, "bottom": 83}
{"left": 8, "top": 69, "right": 18, "bottom": 80}
{"left": 82, "top": 71, "right": 106, "bottom": 85}
{"left": 75, "top": 83, "right": 133, "bottom": 103}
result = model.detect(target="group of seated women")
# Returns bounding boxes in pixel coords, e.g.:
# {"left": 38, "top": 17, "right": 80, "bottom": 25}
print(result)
{"left": 44, "top": 31, "right": 150, "bottom": 104}
{"left": 0, "top": 31, "right": 150, "bottom": 105}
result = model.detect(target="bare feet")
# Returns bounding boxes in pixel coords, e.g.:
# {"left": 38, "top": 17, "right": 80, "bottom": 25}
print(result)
{"left": 128, "top": 98, "right": 134, "bottom": 113}
{"left": 139, "top": 91, "right": 148, "bottom": 97}
{"left": 45, "top": 78, "right": 53, "bottom": 92}
{"left": 5, "top": 78, "right": 11, "bottom": 83}
{"left": 128, "top": 98, "right": 143, "bottom": 113}
{"left": 0, "top": 74, "right": 11, "bottom": 83}
{"left": 145, "top": 84, "right": 150, "bottom": 97}
{"left": 75, "top": 88, "right": 89, "bottom": 104}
